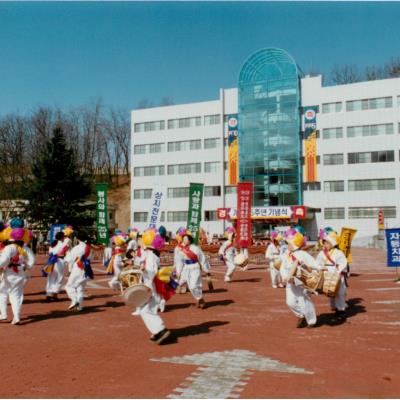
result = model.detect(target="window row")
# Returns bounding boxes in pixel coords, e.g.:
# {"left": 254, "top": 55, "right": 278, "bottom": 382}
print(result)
{"left": 134, "top": 186, "right": 237, "bottom": 199}
{"left": 134, "top": 114, "right": 221, "bottom": 133}
{"left": 133, "top": 138, "right": 221, "bottom": 154}
{"left": 321, "top": 150, "right": 395, "bottom": 165}
{"left": 133, "top": 162, "right": 221, "bottom": 176}
{"left": 133, "top": 210, "right": 219, "bottom": 222}
{"left": 324, "top": 206, "right": 396, "bottom": 219}
{"left": 322, "top": 96, "right": 393, "bottom": 114}
{"left": 321, "top": 178, "right": 396, "bottom": 192}
{"left": 321, "top": 123, "right": 394, "bottom": 139}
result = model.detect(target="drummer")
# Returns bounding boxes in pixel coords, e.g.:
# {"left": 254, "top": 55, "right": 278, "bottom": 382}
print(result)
{"left": 127, "top": 228, "right": 139, "bottom": 252}
{"left": 265, "top": 231, "right": 284, "bottom": 289}
{"left": 280, "top": 228, "right": 320, "bottom": 328}
{"left": 219, "top": 227, "right": 238, "bottom": 283}
{"left": 137, "top": 227, "right": 171, "bottom": 345}
{"left": 316, "top": 228, "right": 348, "bottom": 320}
{"left": 173, "top": 227, "right": 187, "bottom": 294}
{"left": 106, "top": 234, "right": 127, "bottom": 290}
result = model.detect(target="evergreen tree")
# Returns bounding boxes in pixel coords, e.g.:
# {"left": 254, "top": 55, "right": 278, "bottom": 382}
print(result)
{"left": 25, "top": 126, "right": 94, "bottom": 229}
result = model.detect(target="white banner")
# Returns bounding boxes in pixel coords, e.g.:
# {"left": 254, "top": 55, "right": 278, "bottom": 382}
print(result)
{"left": 147, "top": 185, "right": 166, "bottom": 229}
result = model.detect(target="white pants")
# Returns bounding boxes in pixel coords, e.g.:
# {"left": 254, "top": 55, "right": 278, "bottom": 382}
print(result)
{"left": 330, "top": 277, "right": 347, "bottom": 311}
{"left": 269, "top": 262, "right": 282, "bottom": 287}
{"left": 224, "top": 261, "right": 236, "bottom": 279}
{"left": 139, "top": 295, "right": 165, "bottom": 335}
{"left": 0, "top": 271, "right": 25, "bottom": 321}
{"left": 65, "top": 267, "right": 88, "bottom": 307}
{"left": 286, "top": 283, "right": 317, "bottom": 325}
{"left": 46, "top": 259, "right": 65, "bottom": 295}
{"left": 179, "top": 264, "right": 203, "bottom": 300}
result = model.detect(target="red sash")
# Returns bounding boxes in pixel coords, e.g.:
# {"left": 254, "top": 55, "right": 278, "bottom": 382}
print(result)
{"left": 9, "top": 254, "right": 20, "bottom": 273}
{"left": 76, "top": 245, "right": 91, "bottom": 270}
{"left": 223, "top": 243, "right": 233, "bottom": 256}
{"left": 323, "top": 250, "right": 336, "bottom": 266}
{"left": 57, "top": 244, "right": 69, "bottom": 257}
{"left": 180, "top": 246, "right": 199, "bottom": 263}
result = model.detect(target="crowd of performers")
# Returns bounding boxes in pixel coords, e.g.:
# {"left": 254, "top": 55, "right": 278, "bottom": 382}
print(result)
{"left": 0, "top": 217, "right": 350, "bottom": 344}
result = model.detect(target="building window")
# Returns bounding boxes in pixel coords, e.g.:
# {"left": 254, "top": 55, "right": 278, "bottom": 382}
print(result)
{"left": 204, "top": 114, "right": 221, "bottom": 125}
{"left": 204, "top": 210, "right": 217, "bottom": 221}
{"left": 204, "top": 161, "right": 220, "bottom": 173}
{"left": 349, "top": 207, "right": 396, "bottom": 219}
{"left": 167, "top": 116, "right": 201, "bottom": 129}
{"left": 322, "top": 102, "right": 342, "bottom": 114}
{"left": 167, "top": 163, "right": 201, "bottom": 175}
{"left": 134, "top": 144, "right": 147, "bottom": 155}
{"left": 303, "top": 182, "right": 321, "bottom": 191}
{"left": 225, "top": 186, "right": 237, "bottom": 194}
{"left": 133, "top": 189, "right": 152, "bottom": 199}
{"left": 149, "top": 143, "right": 164, "bottom": 153}
{"left": 134, "top": 120, "right": 165, "bottom": 133}
{"left": 167, "top": 187, "right": 189, "bottom": 198}
{"left": 204, "top": 186, "right": 221, "bottom": 197}
{"left": 324, "top": 208, "right": 345, "bottom": 219}
{"left": 167, "top": 139, "right": 201, "bottom": 152}
{"left": 348, "top": 150, "right": 395, "bottom": 164}
{"left": 322, "top": 127, "right": 343, "bottom": 139}
{"left": 324, "top": 181, "right": 344, "bottom": 192}
{"left": 347, "top": 123, "right": 394, "bottom": 138}
{"left": 134, "top": 165, "right": 165, "bottom": 177}
{"left": 346, "top": 97, "right": 392, "bottom": 112}
{"left": 133, "top": 212, "right": 148, "bottom": 222}
{"left": 204, "top": 138, "right": 221, "bottom": 149}
{"left": 323, "top": 154, "right": 344, "bottom": 165}
{"left": 348, "top": 178, "right": 395, "bottom": 191}
{"left": 167, "top": 211, "right": 188, "bottom": 222}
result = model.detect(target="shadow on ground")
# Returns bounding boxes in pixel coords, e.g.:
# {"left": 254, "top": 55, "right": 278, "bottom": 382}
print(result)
{"left": 316, "top": 297, "right": 366, "bottom": 327}
{"left": 162, "top": 320, "right": 230, "bottom": 344}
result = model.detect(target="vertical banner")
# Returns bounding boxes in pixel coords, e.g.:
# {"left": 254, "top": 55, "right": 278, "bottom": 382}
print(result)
{"left": 147, "top": 186, "right": 165, "bottom": 229}
{"left": 338, "top": 227, "right": 357, "bottom": 264}
{"left": 237, "top": 182, "right": 253, "bottom": 248}
{"left": 227, "top": 114, "right": 239, "bottom": 185}
{"left": 187, "top": 183, "right": 204, "bottom": 244}
{"left": 385, "top": 228, "right": 400, "bottom": 266}
{"left": 303, "top": 106, "right": 318, "bottom": 182}
{"left": 96, "top": 183, "right": 109, "bottom": 245}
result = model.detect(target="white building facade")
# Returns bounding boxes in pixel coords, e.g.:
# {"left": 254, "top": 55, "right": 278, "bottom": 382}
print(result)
{"left": 131, "top": 48, "right": 400, "bottom": 246}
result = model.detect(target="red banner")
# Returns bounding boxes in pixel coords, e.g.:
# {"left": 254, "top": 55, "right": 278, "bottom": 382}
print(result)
{"left": 217, "top": 208, "right": 230, "bottom": 220}
{"left": 237, "top": 182, "right": 253, "bottom": 248}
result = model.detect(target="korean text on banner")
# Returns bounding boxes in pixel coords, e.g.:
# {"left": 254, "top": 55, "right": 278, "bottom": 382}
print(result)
{"left": 50, "top": 224, "right": 66, "bottom": 243}
{"left": 96, "top": 183, "right": 109, "bottom": 245}
{"left": 186, "top": 183, "right": 204, "bottom": 244}
{"left": 227, "top": 114, "right": 239, "bottom": 185}
{"left": 303, "top": 106, "right": 318, "bottom": 183}
{"left": 385, "top": 228, "right": 400, "bottom": 267}
{"left": 147, "top": 186, "right": 165, "bottom": 229}
{"left": 338, "top": 227, "right": 357, "bottom": 264}
{"left": 237, "top": 182, "right": 253, "bottom": 248}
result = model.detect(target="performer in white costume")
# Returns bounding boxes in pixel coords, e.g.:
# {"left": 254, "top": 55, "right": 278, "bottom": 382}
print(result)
{"left": 265, "top": 231, "right": 284, "bottom": 288}
{"left": 316, "top": 228, "right": 348, "bottom": 319}
{"left": 280, "top": 228, "right": 319, "bottom": 328}
{"left": 219, "top": 227, "right": 238, "bottom": 283}
{"left": 177, "top": 229, "right": 209, "bottom": 308}
{"left": 106, "top": 234, "right": 126, "bottom": 290}
{"left": 137, "top": 228, "right": 171, "bottom": 344}
{"left": 0, "top": 224, "right": 35, "bottom": 325}
{"left": 65, "top": 231, "right": 93, "bottom": 311}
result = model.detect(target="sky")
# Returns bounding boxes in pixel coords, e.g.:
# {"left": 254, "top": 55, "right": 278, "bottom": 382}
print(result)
{"left": 1, "top": 1, "right": 400, "bottom": 116}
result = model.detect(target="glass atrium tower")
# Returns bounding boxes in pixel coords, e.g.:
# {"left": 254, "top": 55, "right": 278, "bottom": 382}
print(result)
{"left": 238, "top": 48, "right": 302, "bottom": 206}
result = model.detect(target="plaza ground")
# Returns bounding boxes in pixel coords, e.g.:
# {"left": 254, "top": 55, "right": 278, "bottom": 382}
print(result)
{"left": 0, "top": 248, "right": 399, "bottom": 398}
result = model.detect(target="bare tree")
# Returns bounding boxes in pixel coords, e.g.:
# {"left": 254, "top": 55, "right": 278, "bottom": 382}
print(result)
{"left": 331, "top": 64, "right": 362, "bottom": 85}
{"left": 384, "top": 58, "right": 400, "bottom": 78}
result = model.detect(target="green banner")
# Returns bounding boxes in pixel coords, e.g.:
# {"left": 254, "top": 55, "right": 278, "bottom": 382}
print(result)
{"left": 186, "top": 182, "right": 204, "bottom": 244}
{"left": 96, "top": 183, "right": 109, "bottom": 245}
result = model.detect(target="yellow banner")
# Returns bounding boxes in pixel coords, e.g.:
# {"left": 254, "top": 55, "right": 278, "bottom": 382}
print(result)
{"left": 228, "top": 135, "right": 238, "bottom": 185}
{"left": 338, "top": 227, "right": 357, "bottom": 264}
{"left": 304, "top": 132, "right": 317, "bottom": 182}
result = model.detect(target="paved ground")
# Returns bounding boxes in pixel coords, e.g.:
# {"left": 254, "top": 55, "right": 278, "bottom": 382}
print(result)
{"left": 0, "top": 248, "right": 399, "bottom": 398}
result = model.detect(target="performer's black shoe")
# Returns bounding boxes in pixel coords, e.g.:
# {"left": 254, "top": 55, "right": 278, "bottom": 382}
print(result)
{"left": 152, "top": 329, "right": 171, "bottom": 345}
{"left": 197, "top": 298, "right": 206, "bottom": 309}
{"left": 296, "top": 317, "right": 307, "bottom": 328}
